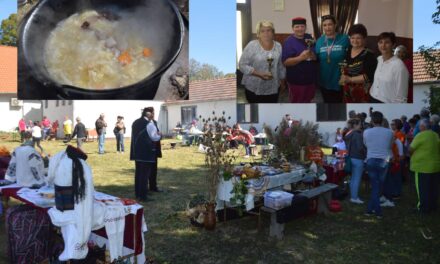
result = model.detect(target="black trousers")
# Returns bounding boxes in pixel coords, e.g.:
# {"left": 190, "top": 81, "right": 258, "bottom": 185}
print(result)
{"left": 135, "top": 161, "right": 154, "bottom": 200}
{"left": 320, "top": 87, "right": 342, "bottom": 103}
{"left": 245, "top": 89, "right": 278, "bottom": 103}
{"left": 148, "top": 159, "right": 158, "bottom": 191}
{"left": 415, "top": 172, "right": 440, "bottom": 213}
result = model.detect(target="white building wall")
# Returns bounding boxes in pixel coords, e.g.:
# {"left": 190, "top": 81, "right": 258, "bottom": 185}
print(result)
{"left": 358, "top": 0, "right": 412, "bottom": 37}
{"left": 166, "top": 100, "right": 237, "bottom": 131}
{"left": 0, "top": 95, "right": 42, "bottom": 132}
{"left": 41, "top": 100, "right": 74, "bottom": 138}
{"left": 72, "top": 100, "right": 164, "bottom": 138}
{"left": 256, "top": 84, "right": 430, "bottom": 145}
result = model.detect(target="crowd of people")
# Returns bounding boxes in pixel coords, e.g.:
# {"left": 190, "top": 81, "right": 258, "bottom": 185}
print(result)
{"left": 17, "top": 116, "right": 60, "bottom": 153}
{"left": 239, "top": 15, "right": 411, "bottom": 104}
{"left": 342, "top": 108, "right": 439, "bottom": 219}
{"left": 17, "top": 114, "right": 129, "bottom": 155}
{"left": 9, "top": 107, "right": 163, "bottom": 204}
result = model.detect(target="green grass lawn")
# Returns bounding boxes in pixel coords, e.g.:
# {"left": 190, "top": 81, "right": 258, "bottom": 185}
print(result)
{"left": 0, "top": 137, "right": 439, "bottom": 263}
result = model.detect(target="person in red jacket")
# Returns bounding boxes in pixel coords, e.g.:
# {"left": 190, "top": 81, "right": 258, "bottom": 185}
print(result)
{"left": 231, "top": 123, "right": 255, "bottom": 158}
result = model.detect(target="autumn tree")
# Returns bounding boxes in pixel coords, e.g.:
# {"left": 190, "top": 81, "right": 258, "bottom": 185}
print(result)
{"left": 0, "top": 14, "right": 17, "bottom": 47}
{"left": 190, "top": 58, "right": 235, "bottom": 81}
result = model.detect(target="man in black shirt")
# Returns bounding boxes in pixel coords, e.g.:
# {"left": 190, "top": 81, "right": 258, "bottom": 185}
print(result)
{"left": 71, "top": 117, "right": 87, "bottom": 150}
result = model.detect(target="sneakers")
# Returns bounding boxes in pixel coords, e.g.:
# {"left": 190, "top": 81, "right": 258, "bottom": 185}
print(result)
{"left": 364, "top": 211, "right": 383, "bottom": 219}
{"left": 380, "top": 196, "right": 387, "bottom": 203}
{"left": 420, "top": 228, "right": 433, "bottom": 240}
{"left": 243, "top": 155, "right": 250, "bottom": 159}
{"left": 364, "top": 212, "right": 374, "bottom": 217}
{"left": 350, "top": 198, "right": 364, "bottom": 204}
{"left": 380, "top": 200, "right": 395, "bottom": 207}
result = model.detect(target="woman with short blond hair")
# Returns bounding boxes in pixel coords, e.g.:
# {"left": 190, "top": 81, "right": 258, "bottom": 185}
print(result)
{"left": 239, "top": 20, "right": 285, "bottom": 103}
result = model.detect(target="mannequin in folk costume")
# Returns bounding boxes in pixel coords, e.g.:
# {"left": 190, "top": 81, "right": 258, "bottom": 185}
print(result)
{"left": 5, "top": 131, "right": 46, "bottom": 187}
{"left": 46, "top": 145, "right": 94, "bottom": 261}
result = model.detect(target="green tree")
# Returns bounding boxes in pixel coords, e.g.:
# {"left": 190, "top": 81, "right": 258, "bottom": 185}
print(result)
{"left": 419, "top": 0, "right": 440, "bottom": 114}
{"left": 190, "top": 58, "right": 225, "bottom": 81}
{"left": 189, "top": 58, "right": 235, "bottom": 81}
{"left": 0, "top": 13, "right": 17, "bottom": 46}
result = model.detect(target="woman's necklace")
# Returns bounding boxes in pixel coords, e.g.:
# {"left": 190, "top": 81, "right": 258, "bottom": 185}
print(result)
{"left": 325, "top": 35, "right": 336, "bottom": 64}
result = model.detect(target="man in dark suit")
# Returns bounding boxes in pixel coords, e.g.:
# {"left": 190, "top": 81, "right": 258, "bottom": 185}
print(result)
{"left": 130, "top": 107, "right": 162, "bottom": 201}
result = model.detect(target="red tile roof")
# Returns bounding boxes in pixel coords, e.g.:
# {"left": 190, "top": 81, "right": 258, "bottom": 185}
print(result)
{"left": 413, "top": 51, "right": 440, "bottom": 84}
{"left": 189, "top": 77, "right": 236, "bottom": 101}
{"left": 165, "top": 77, "right": 236, "bottom": 104}
{"left": 0, "top": 46, "right": 17, "bottom": 94}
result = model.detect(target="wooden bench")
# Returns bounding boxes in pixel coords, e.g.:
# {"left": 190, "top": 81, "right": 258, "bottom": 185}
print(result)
{"left": 259, "top": 183, "right": 338, "bottom": 239}
{"left": 86, "top": 129, "right": 98, "bottom": 142}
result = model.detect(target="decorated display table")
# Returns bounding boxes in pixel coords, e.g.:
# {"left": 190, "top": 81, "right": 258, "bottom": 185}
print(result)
{"left": 216, "top": 166, "right": 306, "bottom": 212}
{"left": 323, "top": 155, "right": 347, "bottom": 185}
{"left": 0, "top": 185, "right": 147, "bottom": 263}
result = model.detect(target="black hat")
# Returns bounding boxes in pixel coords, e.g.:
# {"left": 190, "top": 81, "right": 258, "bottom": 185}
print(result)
{"left": 292, "top": 17, "right": 306, "bottom": 26}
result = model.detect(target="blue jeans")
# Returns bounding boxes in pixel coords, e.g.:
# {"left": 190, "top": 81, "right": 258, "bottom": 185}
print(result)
{"left": 116, "top": 133, "right": 124, "bottom": 152}
{"left": 350, "top": 158, "right": 364, "bottom": 200}
{"left": 43, "top": 127, "right": 50, "bottom": 139}
{"left": 98, "top": 133, "right": 105, "bottom": 154}
{"left": 237, "top": 141, "right": 250, "bottom": 155}
{"left": 366, "top": 158, "right": 388, "bottom": 216}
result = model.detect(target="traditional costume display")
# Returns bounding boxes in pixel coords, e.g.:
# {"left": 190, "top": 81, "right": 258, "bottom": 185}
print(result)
{"left": 5, "top": 141, "right": 45, "bottom": 187}
{"left": 46, "top": 145, "right": 94, "bottom": 261}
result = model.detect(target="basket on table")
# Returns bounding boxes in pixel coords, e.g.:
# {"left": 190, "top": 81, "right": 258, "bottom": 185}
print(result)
{"left": 280, "top": 163, "right": 291, "bottom": 173}
{"left": 242, "top": 167, "right": 261, "bottom": 179}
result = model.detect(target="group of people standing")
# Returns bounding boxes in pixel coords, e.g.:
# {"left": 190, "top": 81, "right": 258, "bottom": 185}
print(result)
{"left": 17, "top": 116, "right": 59, "bottom": 153}
{"left": 239, "top": 15, "right": 410, "bottom": 103}
{"left": 12, "top": 107, "right": 163, "bottom": 203}
{"left": 343, "top": 109, "right": 440, "bottom": 219}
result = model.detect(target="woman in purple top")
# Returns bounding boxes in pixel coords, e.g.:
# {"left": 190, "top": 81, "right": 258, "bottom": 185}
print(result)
{"left": 282, "top": 17, "right": 318, "bottom": 103}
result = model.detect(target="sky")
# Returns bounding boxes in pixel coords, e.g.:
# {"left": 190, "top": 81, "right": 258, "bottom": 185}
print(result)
{"left": 0, "top": 0, "right": 16, "bottom": 21}
{"left": 414, "top": 0, "right": 439, "bottom": 50}
{"left": 190, "top": 0, "right": 236, "bottom": 74}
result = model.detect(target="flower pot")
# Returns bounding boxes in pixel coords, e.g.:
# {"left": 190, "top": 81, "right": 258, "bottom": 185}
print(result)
{"left": 204, "top": 202, "right": 216, "bottom": 230}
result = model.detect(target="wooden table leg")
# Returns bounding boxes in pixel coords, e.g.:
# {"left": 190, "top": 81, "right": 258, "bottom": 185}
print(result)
{"left": 2, "top": 194, "right": 10, "bottom": 213}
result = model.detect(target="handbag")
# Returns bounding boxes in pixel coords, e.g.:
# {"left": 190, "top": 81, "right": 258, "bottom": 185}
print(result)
{"left": 343, "top": 155, "right": 352, "bottom": 174}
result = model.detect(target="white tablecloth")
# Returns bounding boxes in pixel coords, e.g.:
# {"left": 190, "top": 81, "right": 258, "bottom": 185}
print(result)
{"left": 216, "top": 167, "right": 306, "bottom": 211}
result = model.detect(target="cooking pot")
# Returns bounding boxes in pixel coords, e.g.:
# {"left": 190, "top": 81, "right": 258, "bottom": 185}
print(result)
{"left": 18, "top": 0, "right": 185, "bottom": 99}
